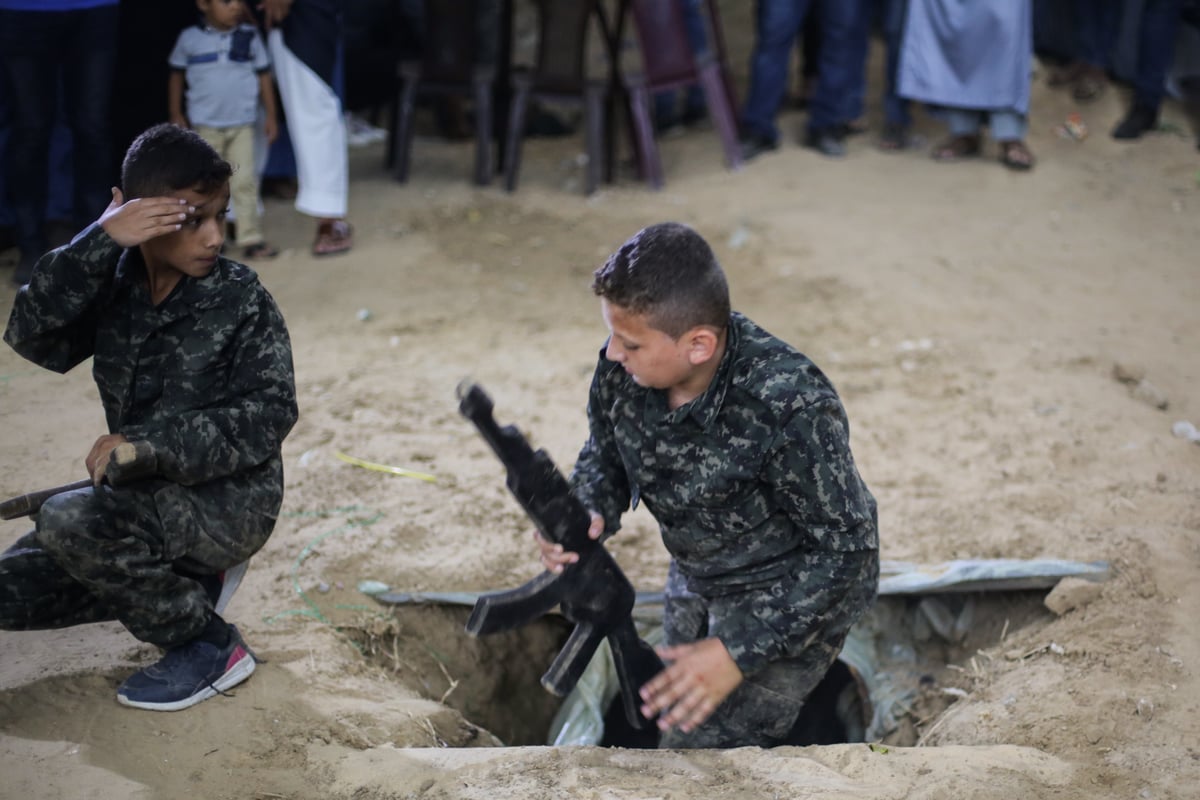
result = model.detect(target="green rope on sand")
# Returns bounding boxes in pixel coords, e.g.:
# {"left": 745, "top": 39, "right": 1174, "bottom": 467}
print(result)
{"left": 263, "top": 505, "right": 388, "bottom": 631}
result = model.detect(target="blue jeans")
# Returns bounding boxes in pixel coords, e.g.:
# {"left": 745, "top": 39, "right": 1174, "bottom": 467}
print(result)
{"left": 0, "top": 6, "right": 119, "bottom": 262}
{"left": 741, "top": 0, "right": 863, "bottom": 142}
{"left": 946, "top": 108, "right": 1027, "bottom": 141}
{"left": 843, "top": 0, "right": 910, "bottom": 128}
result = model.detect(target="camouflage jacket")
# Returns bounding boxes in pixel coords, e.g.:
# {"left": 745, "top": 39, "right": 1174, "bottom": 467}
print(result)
{"left": 4, "top": 224, "right": 298, "bottom": 541}
{"left": 569, "top": 312, "right": 878, "bottom": 673}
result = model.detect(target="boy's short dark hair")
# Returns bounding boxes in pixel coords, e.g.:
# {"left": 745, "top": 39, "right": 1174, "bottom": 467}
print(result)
{"left": 121, "top": 123, "right": 232, "bottom": 199}
{"left": 591, "top": 222, "right": 730, "bottom": 338}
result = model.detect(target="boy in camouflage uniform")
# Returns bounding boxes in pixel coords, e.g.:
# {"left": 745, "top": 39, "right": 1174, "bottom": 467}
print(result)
{"left": 539, "top": 222, "right": 878, "bottom": 748}
{"left": 1, "top": 123, "right": 298, "bottom": 711}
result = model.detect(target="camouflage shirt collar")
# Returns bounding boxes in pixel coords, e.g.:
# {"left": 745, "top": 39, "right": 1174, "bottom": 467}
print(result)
{"left": 115, "top": 249, "right": 229, "bottom": 314}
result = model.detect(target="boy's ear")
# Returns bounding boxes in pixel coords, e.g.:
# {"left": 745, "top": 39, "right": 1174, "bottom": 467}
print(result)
{"left": 684, "top": 326, "right": 720, "bottom": 366}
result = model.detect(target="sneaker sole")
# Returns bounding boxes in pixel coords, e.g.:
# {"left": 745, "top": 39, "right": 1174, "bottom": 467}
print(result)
{"left": 116, "top": 649, "right": 256, "bottom": 712}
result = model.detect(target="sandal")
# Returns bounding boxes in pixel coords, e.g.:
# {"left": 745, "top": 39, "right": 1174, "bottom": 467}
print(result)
{"left": 998, "top": 139, "right": 1036, "bottom": 171}
{"left": 242, "top": 242, "right": 279, "bottom": 260}
{"left": 931, "top": 134, "right": 981, "bottom": 162}
{"left": 312, "top": 220, "right": 353, "bottom": 257}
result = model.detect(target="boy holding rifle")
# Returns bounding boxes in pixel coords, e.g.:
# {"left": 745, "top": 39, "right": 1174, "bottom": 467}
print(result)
{"left": 538, "top": 222, "right": 878, "bottom": 747}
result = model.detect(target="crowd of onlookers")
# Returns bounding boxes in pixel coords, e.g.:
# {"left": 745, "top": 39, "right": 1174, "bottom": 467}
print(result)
{"left": 731, "top": 0, "right": 1199, "bottom": 170}
{"left": 2, "top": 0, "right": 1199, "bottom": 288}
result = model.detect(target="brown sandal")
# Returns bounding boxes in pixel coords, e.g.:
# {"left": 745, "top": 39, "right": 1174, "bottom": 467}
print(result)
{"left": 931, "top": 134, "right": 982, "bottom": 162}
{"left": 998, "top": 139, "right": 1036, "bottom": 171}
{"left": 312, "top": 220, "right": 353, "bottom": 257}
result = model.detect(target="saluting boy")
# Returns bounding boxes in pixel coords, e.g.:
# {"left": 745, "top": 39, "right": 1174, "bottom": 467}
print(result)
{"left": 1, "top": 123, "right": 297, "bottom": 711}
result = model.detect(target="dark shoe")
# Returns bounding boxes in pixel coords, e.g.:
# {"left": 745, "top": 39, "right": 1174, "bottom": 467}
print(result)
{"left": 836, "top": 119, "right": 868, "bottom": 138}
{"left": 1112, "top": 105, "right": 1158, "bottom": 140}
{"left": 877, "top": 122, "right": 911, "bottom": 152}
{"left": 1047, "top": 60, "right": 1086, "bottom": 88}
{"left": 739, "top": 134, "right": 779, "bottom": 162}
{"left": 117, "top": 624, "right": 256, "bottom": 711}
{"left": 1072, "top": 64, "right": 1108, "bottom": 102}
{"left": 803, "top": 128, "right": 846, "bottom": 158}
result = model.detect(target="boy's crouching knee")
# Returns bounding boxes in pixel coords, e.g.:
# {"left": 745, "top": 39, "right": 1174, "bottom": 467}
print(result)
{"left": 33, "top": 486, "right": 106, "bottom": 555}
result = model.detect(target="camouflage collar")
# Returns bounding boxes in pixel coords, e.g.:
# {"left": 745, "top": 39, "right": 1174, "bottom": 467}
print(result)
{"left": 114, "top": 249, "right": 234, "bottom": 314}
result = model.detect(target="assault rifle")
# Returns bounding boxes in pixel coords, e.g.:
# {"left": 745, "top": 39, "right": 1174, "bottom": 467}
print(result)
{"left": 456, "top": 380, "right": 663, "bottom": 730}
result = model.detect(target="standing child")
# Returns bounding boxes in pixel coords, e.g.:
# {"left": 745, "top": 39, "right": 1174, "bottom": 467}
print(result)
{"left": 538, "top": 222, "right": 879, "bottom": 748}
{"left": 1, "top": 123, "right": 298, "bottom": 711}
{"left": 169, "top": 0, "right": 280, "bottom": 259}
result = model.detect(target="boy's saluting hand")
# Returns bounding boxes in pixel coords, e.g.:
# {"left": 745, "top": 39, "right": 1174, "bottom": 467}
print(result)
{"left": 99, "top": 188, "right": 193, "bottom": 248}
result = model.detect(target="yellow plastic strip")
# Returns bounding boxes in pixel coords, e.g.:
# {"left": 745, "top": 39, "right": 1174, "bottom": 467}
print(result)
{"left": 334, "top": 451, "right": 437, "bottom": 483}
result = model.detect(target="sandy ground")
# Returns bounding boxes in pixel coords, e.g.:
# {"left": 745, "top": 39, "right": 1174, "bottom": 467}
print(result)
{"left": 2, "top": 11, "right": 1200, "bottom": 798}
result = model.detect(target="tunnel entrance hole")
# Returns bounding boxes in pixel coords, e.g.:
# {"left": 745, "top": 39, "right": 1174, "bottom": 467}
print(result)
{"left": 348, "top": 589, "right": 1055, "bottom": 748}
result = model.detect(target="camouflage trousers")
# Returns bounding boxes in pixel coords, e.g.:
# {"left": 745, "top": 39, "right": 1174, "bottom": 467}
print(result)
{"left": 0, "top": 482, "right": 252, "bottom": 648}
{"left": 658, "top": 549, "right": 879, "bottom": 749}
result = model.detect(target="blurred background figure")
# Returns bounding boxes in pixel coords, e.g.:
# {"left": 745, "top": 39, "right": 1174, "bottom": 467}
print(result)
{"left": 0, "top": 0, "right": 120, "bottom": 285}
{"left": 898, "top": 0, "right": 1036, "bottom": 170}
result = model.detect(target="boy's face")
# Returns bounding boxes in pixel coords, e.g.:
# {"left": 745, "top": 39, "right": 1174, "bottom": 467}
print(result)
{"left": 601, "top": 300, "right": 696, "bottom": 391}
{"left": 198, "top": 0, "right": 243, "bottom": 30}
{"left": 140, "top": 184, "right": 229, "bottom": 280}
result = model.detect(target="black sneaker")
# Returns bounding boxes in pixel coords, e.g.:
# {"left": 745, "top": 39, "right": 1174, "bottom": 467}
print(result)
{"left": 738, "top": 134, "right": 779, "bottom": 162}
{"left": 116, "top": 624, "right": 256, "bottom": 711}
{"left": 1112, "top": 105, "right": 1158, "bottom": 140}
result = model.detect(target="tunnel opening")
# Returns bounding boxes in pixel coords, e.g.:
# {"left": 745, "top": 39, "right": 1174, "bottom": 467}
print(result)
{"left": 348, "top": 587, "right": 1058, "bottom": 749}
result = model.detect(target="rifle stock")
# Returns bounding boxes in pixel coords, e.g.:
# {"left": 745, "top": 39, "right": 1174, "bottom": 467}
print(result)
{"left": 457, "top": 380, "right": 663, "bottom": 730}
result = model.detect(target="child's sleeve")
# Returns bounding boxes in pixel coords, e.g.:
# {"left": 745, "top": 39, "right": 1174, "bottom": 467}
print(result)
{"left": 251, "top": 28, "right": 271, "bottom": 71}
{"left": 567, "top": 351, "right": 632, "bottom": 539}
{"left": 167, "top": 29, "right": 190, "bottom": 70}
{"left": 120, "top": 286, "right": 298, "bottom": 485}
{"left": 3, "top": 224, "right": 121, "bottom": 374}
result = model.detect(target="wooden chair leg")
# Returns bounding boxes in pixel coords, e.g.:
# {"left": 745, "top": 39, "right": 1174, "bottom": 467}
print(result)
{"left": 697, "top": 57, "right": 743, "bottom": 171}
{"left": 626, "top": 81, "right": 663, "bottom": 190}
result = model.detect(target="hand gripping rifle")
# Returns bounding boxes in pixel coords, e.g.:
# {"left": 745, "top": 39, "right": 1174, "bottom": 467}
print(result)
{"left": 0, "top": 441, "right": 158, "bottom": 520}
{"left": 456, "top": 380, "right": 663, "bottom": 730}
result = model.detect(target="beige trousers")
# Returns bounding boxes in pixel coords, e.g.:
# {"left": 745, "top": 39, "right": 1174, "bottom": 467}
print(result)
{"left": 195, "top": 124, "right": 263, "bottom": 247}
